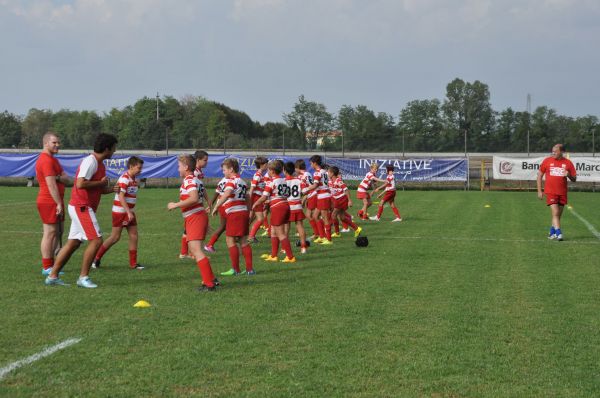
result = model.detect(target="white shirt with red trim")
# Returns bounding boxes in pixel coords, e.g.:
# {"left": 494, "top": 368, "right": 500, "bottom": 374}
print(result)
{"left": 330, "top": 176, "right": 348, "bottom": 200}
{"left": 285, "top": 175, "right": 305, "bottom": 212}
{"left": 216, "top": 177, "right": 228, "bottom": 195}
{"left": 112, "top": 172, "right": 138, "bottom": 213}
{"left": 179, "top": 174, "right": 204, "bottom": 218}
{"left": 384, "top": 174, "right": 396, "bottom": 192}
{"left": 222, "top": 175, "right": 248, "bottom": 215}
{"left": 313, "top": 168, "right": 331, "bottom": 199}
{"left": 298, "top": 170, "right": 312, "bottom": 196}
{"left": 358, "top": 171, "right": 376, "bottom": 193}
{"left": 262, "top": 176, "right": 290, "bottom": 208}
{"left": 251, "top": 170, "right": 266, "bottom": 197}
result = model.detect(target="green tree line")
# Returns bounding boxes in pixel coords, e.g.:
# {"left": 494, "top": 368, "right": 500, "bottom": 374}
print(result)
{"left": 1, "top": 79, "right": 598, "bottom": 152}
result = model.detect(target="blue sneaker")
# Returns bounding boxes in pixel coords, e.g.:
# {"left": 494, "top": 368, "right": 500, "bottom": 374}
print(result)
{"left": 76, "top": 276, "right": 98, "bottom": 288}
{"left": 45, "top": 276, "right": 68, "bottom": 286}
{"left": 246, "top": 270, "right": 256, "bottom": 275}
{"left": 42, "top": 268, "right": 64, "bottom": 276}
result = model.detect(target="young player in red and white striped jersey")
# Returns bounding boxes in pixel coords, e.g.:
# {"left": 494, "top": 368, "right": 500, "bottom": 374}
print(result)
{"left": 212, "top": 158, "right": 254, "bottom": 276}
{"left": 371, "top": 165, "right": 402, "bottom": 222}
{"left": 248, "top": 156, "right": 269, "bottom": 242}
{"left": 204, "top": 175, "right": 228, "bottom": 253}
{"left": 295, "top": 159, "right": 319, "bottom": 239}
{"left": 357, "top": 163, "right": 387, "bottom": 220}
{"left": 253, "top": 160, "right": 295, "bottom": 262}
{"left": 168, "top": 154, "right": 217, "bottom": 292}
{"left": 284, "top": 161, "right": 308, "bottom": 253}
{"left": 92, "top": 156, "right": 145, "bottom": 270}
{"left": 180, "top": 150, "right": 209, "bottom": 259}
{"left": 306, "top": 155, "right": 333, "bottom": 245}
{"left": 328, "top": 166, "right": 363, "bottom": 238}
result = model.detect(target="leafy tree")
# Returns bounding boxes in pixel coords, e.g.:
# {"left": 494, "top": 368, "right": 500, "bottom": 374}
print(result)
{"left": 398, "top": 99, "right": 443, "bottom": 152}
{"left": 21, "top": 108, "right": 53, "bottom": 148}
{"left": 0, "top": 111, "right": 22, "bottom": 148}
{"left": 206, "top": 109, "right": 231, "bottom": 149}
{"left": 283, "top": 95, "right": 334, "bottom": 150}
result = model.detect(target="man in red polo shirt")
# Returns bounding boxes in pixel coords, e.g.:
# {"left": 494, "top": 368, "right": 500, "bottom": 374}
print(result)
{"left": 36, "top": 132, "right": 69, "bottom": 275}
{"left": 537, "top": 144, "right": 576, "bottom": 241}
{"left": 45, "top": 133, "right": 118, "bottom": 288}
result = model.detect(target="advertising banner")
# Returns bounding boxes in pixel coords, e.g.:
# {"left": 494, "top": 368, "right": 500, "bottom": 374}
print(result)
{"left": 493, "top": 156, "right": 600, "bottom": 182}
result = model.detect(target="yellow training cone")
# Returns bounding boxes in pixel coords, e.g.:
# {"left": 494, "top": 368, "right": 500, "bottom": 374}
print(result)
{"left": 484, "top": 204, "right": 491, "bottom": 208}
{"left": 567, "top": 205, "right": 573, "bottom": 209}
{"left": 133, "top": 300, "right": 151, "bottom": 308}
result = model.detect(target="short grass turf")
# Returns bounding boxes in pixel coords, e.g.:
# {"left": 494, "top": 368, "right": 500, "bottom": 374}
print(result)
{"left": 1, "top": 187, "right": 600, "bottom": 397}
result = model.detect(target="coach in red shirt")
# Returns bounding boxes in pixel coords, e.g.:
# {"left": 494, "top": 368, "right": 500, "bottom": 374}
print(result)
{"left": 537, "top": 144, "right": 576, "bottom": 241}
{"left": 36, "top": 132, "right": 69, "bottom": 275}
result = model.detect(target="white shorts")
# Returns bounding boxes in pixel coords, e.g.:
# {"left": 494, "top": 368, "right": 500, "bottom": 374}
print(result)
{"left": 67, "top": 205, "right": 102, "bottom": 241}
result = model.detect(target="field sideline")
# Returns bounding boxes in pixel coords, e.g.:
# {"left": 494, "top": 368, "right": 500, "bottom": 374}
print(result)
{"left": 1, "top": 187, "right": 600, "bottom": 397}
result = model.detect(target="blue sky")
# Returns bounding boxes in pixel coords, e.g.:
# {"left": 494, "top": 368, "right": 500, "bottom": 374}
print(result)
{"left": 1, "top": 0, "right": 599, "bottom": 123}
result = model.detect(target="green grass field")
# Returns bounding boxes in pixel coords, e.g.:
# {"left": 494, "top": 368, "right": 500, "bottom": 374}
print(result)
{"left": 1, "top": 187, "right": 600, "bottom": 397}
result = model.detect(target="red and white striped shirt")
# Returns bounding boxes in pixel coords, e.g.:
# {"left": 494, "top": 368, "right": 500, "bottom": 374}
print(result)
{"left": 285, "top": 175, "right": 305, "bottom": 212}
{"left": 313, "top": 168, "right": 331, "bottom": 199}
{"left": 222, "top": 175, "right": 248, "bottom": 215}
{"left": 194, "top": 167, "right": 204, "bottom": 180}
{"left": 298, "top": 170, "right": 313, "bottom": 198}
{"left": 179, "top": 174, "right": 204, "bottom": 218}
{"left": 329, "top": 176, "right": 349, "bottom": 200}
{"left": 384, "top": 174, "right": 396, "bottom": 192}
{"left": 262, "top": 176, "right": 289, "bottom": 208}
{"left": 357, "top": 171, "right": 376, "bottom": 193}
{"left": 216, "top": 177, "right": 228, "bottom": 195}
{"left": 251, "top": 170, "right": 266, "bottom": 197}
{"left": 112, "top": 172, "right": 138, "bottom": 213}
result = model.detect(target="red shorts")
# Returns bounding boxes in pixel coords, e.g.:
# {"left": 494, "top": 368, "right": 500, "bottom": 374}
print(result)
{"left": 67, "top": 205, "right": 101, "bottom": 241}
{"left": 333, "top": 196, "right": 349, "bottom": 211}
{"left": 270, "top": 204, "right": 290, "bottom": 226}
{"left": 289, "top": 210, "right": 305, "bottom": 222}
{"left": 219, "top": 206, "right": 227, "bottom": 219}
{"left": 252, "top": 195, "right": 264, "bottom": 212}
{"left": 184, "top": 211, "right": 208, "bottom": 241}
{"left": 356, "top": 191, "right": 370, "bottom": 200}
{"left": 37, "top": 201, "right": 64, "bottom": 224}
{"left": 546, "top": 193, "right": 567, "bottom": 206}
{"left": 307, "top": 195, "right": 317, "bottom": 210}
{"left": 226, "top": 211, "right": 249, "bottom": 237}
{"left": 112, "top": 212, "right": 137, "bottom": 228}
{"left": 381, "top": 191, "right": 396, "bottom": 204}
{"left": 317, "top": 197, "right": 332, "bottom": 211}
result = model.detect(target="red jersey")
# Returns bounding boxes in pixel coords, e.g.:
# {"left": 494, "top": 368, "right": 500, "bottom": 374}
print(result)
{"left": 286, "top": 175, "right": 306, "bottom": 211}
{"left": 179, "top": 174, "right": 204, "bottom": 218}
{"left": 262, "top": 176, "right": 289, "bottom": 208}
{"left": 540, "top": 157, "right": 576, "bottom": 195}
{"left": 330, "top": 176, "right": 348, "bottom": 199}
{"left": 384, "top": 174, "right": 396, "bottom": 192}
{"left": 112, "top": 172, "right": 138, "bottom": 214}
{"left": 222, "top": 175, "right": 248, "bottom": 215}
{"left": 357, "top": 171, "right": 376, "bottom": 193}
{"left": 69, "top": 154, "right": 106, "bottom": 212}
{"left": 35, "top": 152, "right": 65, "bottom": 203}
{"left": 313, "top": 168, "right": 331, "bottom": 199}
{"left": 251, "top": 170, "right": 266, "bottom": 197}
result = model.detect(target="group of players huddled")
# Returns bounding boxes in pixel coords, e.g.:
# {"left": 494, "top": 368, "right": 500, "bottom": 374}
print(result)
{"left": 38, "top": 133, "right": 403, "bottom": 291}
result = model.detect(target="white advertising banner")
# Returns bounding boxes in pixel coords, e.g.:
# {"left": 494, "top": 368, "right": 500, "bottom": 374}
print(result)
{"left": 493, "top": 156, "right": 600, "bottom": 182}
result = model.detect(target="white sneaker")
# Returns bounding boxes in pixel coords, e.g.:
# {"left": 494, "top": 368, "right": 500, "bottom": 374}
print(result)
{"left": 300, "top": 247, "right": 307, "bottom": 254}
{"left": 548, "top": 234, "right": 556, "bottom": 240}
{"left": 77, "top": 276, "right": 98, "bottom": 288}
{"left": 391, "top": 218, "right": 402, "bottom": 222}
{"left": 556, "top": 234, "right": 563, "bottom": 241}
{"left": 340, "top": 228, "right": 350, "bottom": 233}
{"left": 369, "top": 216, "right": 380, "bottom": 221}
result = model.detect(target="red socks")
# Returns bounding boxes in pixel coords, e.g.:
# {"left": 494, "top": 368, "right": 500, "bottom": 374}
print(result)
{"left": 42, "top": 258, "right": 53, "bottom": 270}
{"left": 377, "top": 206, "right": 384, "bottom": 219}
{"left": 228, "top": 246, "right": 241, "bottom": 273}
{"left": 281, "top": 238, "right": 294, "bottom": 259}
{"left": 196, "top": 257, "right": 215, "bottom": 287}
{"left": 309, "top": 219, "right": 319, "bottom": 236}
{"left": 249, "top": 220, "right": 262, "bottom": 238}
{"left": 333, "top": 218, "right": 340, "bottom": 233}
{"left": 317, "top": 219, "right": 325, "bottom": 238}
{"left": 324, "top": 223, "right": 332, "bottom": 241}
{"left": 393, "top": 207, "right": 401, "bottom": 218}
{"left": 241, "top": 245, "right": 253, "bottom": 272}
{"left": 95, "top": 244, "right": 108, "bottom": 261}
{"left": 129, "top": 250, "right": 137, "bottom": 267}
{"left": 270, "top": 237, "right": 280, "bottom": 257}
{"left": 180, "top": 235, "right": 188, "bottom": 255}
{"left": 343, "top": 214, "right": 358, "bottom": 230}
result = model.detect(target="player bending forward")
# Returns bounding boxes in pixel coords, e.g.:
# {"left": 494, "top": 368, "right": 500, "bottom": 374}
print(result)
{"left": 92, "top": 156, "right": 145, "bottom": 270}
{"left": 356, "top": 163, "right": 387, "bottom": 220}
{"left": 328, "top": 166, "right": 363, "bottom": 238}
{"left": 370, "top": 165, "right": 402, "bottom": 222}
{"left": 168, "top": 154, "right": 217, "bottom": 292}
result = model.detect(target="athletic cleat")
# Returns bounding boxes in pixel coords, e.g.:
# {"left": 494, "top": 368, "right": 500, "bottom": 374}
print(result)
{"left": 42, "top": 268, "right": 64, "bottom": 276}
{"left": 260, "top": 230, "right": 270, "bottom": 237}
{"left": 260, "top": 253, "right": 270, "bottom": 259}
{"left": 340, "top": 228, "right": 351, "bottom": 233}
{"left": 391, "top": 218, "right": 402, "bottom": 222}
{"left": 220, "top": 268, "right": 240, "bottom": 276}
{"left": 548, "top": 234, "right": 557, "bottom": 240}
{"left": 213, "top": 278, "right": 221, "bottom": 286}
{"left": 320, "top": 239, "right": 333, "bottom": 245}
{"left": 308, "top": 235, "right": 317, "bottom": 241}
{"left": 45, "top": 276, "right": 68, "bottom": 286}
{"left": 331, "top": 232, "right": 342, "bottom": 238}
{"left": 196, "top": 285, "right": 216, "bottom": 292}
{"left": 203, "top": 245, "right": 216, "bottom": 253}
{"left": 300, "top": 247, "right": 307, "bottom": 254}
{"left": 76, "top": 276, "right": 97, "bottom": 289}
{"left": 313, "top": 237, "right": 323, "bottom": 244}
{"left": 91, "top": 259, "right": 101, "bottom": 269}
{"left": 369, "top": 216, "right": 380, "bottom": 221}
{"left": 281, "top": 256, "right": 296, "bottom": 263}
{"left": 354, "top": 226, "right": 363, "bottom": 238}
{"left": 246, "top": 270, "right": 256, "bottom": 275}
{"left": 264, "top": 255, "right": 279, "bottom": 262}
{"left": 179, "top": 254, "right": 193, "bottom": 259}
{"left": 556, "top": 234, "right": 563, "bottom": 241}
{"left": 131, "top": 264, "right": 145, "bottom": 270}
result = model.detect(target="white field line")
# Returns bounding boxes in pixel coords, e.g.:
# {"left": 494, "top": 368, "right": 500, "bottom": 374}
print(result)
{"left": 567, "top": 207, "right": 600, "bottom": 240}
{"left": 0, "top": 338, "right": 82, "bottom": 381}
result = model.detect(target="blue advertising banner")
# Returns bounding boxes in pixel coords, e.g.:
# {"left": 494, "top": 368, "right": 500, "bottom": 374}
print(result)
{"left": 0, "top": 153, "right": 467, "bottom": 182}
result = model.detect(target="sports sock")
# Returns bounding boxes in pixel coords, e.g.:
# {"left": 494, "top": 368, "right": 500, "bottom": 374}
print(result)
{"left": 318, "top": 219, "right": 326, "bottom": 238}
{"left": 207, "top": 233, "right": 219, "bottom": 247}
{"left": 95, "top": 244, "right": 109, "bottom": 261}
{"left": 180, "top": 235, "right": 188, "bottom": 255}
{"left": 377, "top": 206, "right": 384, "bottom": 219}
{"left": 392, "top": 207, "right": 401, "bottom": 219}
{"left": 129, "top": 250, "right": 137, "bottom": 267}
{"left": 263, "top": 219, "right": 270, "bottom": 230}
{"left": 228, "top": 246, "right": 241, "bottom": 273}
{"left": 249, "top": 220, "right": 262, "bottom": 238}
{"left": 196, "top": 257, "right": 215, "bottom": 287}
{"left": 324, "top": 223, "right": 332, "bottom": 241}
{"left": 309, "top": 219, "right": 318, "bottom": 236}
{"left": 342, "top": 220, "right": 349, "bottom": 229}
{"left": 241, "top": 245, "right": 253, "bottom": 272}
{"left": 343, "top": 214, "right": 358, "bottom": 230}
{"left": 281, "top": 238, "right": 294, "bottom": 259}
{"left": 549, "top": 226, "right": 556, "bottom": 235}
{"left": 333, "top": 218, "right": 340, "bottom": 233}
{"left": 555, "top": 228, "right": 562, "bottom": 236}
{"left": 42, "top": 258, "right": 54, "bottom": 270}
{"left": 270, "top": 237, "right": 280, "bottom": 257}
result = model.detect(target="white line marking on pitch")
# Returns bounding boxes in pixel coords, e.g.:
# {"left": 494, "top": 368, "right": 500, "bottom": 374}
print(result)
{"left": 567, "top": 207, "right": 600, "bottom": 240}
{"left": 380, "top": 235, "right": 600, "bottom": 245}
{"left": 0, "top": 338, "right": 82, "bottom": 381}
